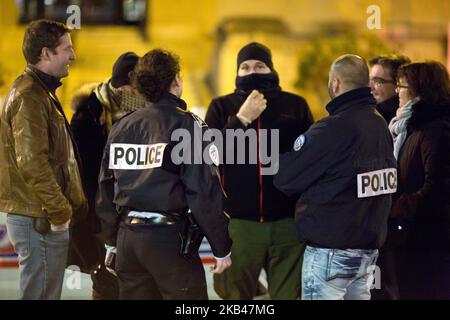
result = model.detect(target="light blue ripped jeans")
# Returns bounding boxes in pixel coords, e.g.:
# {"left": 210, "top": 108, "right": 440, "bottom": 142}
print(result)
{"left": 301, "top": 246, "right": 378, "bottom": 300}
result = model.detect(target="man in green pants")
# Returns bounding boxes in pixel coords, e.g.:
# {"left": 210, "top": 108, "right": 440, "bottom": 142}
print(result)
{"left": 205, "top": 42, "right": 314, "bottom": 299}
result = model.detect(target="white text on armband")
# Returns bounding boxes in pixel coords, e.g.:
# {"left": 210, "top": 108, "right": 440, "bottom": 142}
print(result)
{"left": 109, "top": 143, "right": 168, "bottom": 170}
{"left": 357, "top": 168, "right": 397, "bottom": 198}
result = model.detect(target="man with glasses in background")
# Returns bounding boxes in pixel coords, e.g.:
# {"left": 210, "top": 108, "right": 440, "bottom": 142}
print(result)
{"left": 369, "top": 55, "right": 411, "bottom": 124}
{"left": 369, "top": 54, "right": 411, "bottom": 300}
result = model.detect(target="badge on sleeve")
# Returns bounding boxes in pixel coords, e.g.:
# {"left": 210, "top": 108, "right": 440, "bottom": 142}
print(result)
{"left": 293, "top": 134, "right": 306, "bottom": 151}
{"left": 209, "top": 144, "right": 220, "bottom": 166}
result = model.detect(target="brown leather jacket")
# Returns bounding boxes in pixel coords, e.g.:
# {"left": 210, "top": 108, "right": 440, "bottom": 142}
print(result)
{"left": 0, "top": 67, "right": 87, "bottom": 225}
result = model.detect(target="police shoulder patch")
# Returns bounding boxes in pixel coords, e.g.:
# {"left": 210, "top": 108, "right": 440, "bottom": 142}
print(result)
{"left": 189, "top": 112, "right": 207, "bottom": 128}
{"left": 293, "top": 134, "right": 306, "bottom": 151}
{"left": 209, "top": 144, "right": 220, "bottom": 166}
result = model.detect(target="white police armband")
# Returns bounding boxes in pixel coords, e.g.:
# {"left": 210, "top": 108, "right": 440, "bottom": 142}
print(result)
{"left": 109, "top": 143, "right": 167, "bottom": 170}
{"left": 357, "top": 168, "right": 397, "bottom": 198}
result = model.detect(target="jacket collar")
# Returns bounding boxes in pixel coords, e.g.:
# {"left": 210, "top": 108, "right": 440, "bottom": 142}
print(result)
{"left": 377, "top": 95, "right": 399, "bottom": 115}
{"left": 150, "top": 92, "right": 187, "bottom": 111}
{"left": 408, "top": 100, "right": 450, "bottom": 129}
{"left": 26, "top": 65, "right": 62, "bottom": 94}
{"left": 326, "top": 87, "right": 376, "bottom": 115}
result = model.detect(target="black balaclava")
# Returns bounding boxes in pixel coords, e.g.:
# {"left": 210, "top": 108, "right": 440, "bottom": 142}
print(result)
{"left": 235, "top": 42, "right": 280, "bottom": 92}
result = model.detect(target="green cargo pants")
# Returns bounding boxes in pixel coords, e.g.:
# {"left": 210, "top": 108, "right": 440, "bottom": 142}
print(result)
{"left": 214, "top": 218, "right": 305, "bottom": 300}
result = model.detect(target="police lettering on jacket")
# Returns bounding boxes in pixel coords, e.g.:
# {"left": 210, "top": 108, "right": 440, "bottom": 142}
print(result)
{"left": 357, "top": 168, "right": 397, "bottom": 198}
{"left": 109, "top": 143, "right": 167, "bottom": 170}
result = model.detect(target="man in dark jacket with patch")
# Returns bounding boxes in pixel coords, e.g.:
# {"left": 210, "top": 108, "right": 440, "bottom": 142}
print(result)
{"left": 205, "top": 42, "right": 313, "bottom": 300}
{"left": 274, "top": 55, "right": 397, "bottom": 300}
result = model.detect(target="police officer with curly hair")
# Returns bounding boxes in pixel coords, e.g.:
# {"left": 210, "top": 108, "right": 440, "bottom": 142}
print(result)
{"left": 96, "top": 49, "right": 232, "bottom": 300}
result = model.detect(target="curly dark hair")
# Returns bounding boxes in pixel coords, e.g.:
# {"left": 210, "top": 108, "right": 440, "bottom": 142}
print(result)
{"left": 22, "top": 19, "right": 71, "bottom": 65}
{"left": 398, "top": 61, "right": 450, "bottom": 107}
{"left": 132, "top": 49, "right": 180, "bottom": 103}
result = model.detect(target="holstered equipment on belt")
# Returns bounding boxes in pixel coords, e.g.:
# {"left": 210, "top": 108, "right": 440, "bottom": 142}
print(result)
{"left": 119, "top": 207, "right": 203, "bottom": 259}
{"left": 179, "top": 209, "right": 204, "bottom": 259}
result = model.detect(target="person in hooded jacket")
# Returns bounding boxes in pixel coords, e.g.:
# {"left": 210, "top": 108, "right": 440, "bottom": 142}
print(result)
{"left": 69, "top": 52, "right": 145, "bottom": 299}
{"left": 205, "top": 42, "right": 313, "bottom": 300}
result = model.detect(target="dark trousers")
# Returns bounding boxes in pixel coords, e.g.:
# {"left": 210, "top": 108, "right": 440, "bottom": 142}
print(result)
{"left": 116, "top": 222, "right": 208, "bottom": 300}
{"left": 91, "top": 263, "right": 120, "bottom": 300}
{"left": 373, "top": 220, "right": 450, "bottom": 300}
{"left": 396, "top": 248, "right": 450, "bottom": 300}
{"left": 371, "top": 245, "right": 400, "bottom": 300}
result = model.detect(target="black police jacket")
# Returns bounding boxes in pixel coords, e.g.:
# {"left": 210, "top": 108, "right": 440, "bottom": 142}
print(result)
{"left": 205, "top": 87, "right": 313, "bottom": 222}
{"left": 96, "top": 92, "right": 232, "bottom": 258}
{"left": 274, "top": 87, "right": 397, "bottom": 249}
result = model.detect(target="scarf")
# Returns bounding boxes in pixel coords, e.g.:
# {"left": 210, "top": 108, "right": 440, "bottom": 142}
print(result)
{"left": 388, "top": 98, "right": 419, "bottom": 159}
{"left": 235, "top": 72, "right": 279, "bottom": 92}
{"left": 94, "top": 78, "right": 146, "bottom": 131}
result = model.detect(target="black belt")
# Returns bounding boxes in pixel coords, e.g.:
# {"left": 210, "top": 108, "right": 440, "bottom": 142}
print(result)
{"left": 123, "top": 216, "right": 178, "bottom": 226}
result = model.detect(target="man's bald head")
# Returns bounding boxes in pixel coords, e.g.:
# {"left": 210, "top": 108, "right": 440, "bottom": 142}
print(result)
{"left": 328, "top": 55, "right": 369, "bottom": 98}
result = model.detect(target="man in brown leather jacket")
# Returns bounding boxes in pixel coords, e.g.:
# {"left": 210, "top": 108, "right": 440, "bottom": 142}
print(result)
{"left": 0, "top": 19, "right": 87, "bottom": 300}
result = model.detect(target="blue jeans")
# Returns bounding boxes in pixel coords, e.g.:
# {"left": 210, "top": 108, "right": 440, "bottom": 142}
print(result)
{"left": 5, "top": 213, "right": 69, "bottom": 300}
{"left": 302, "top": 246, "right": 379, "bottom": 300}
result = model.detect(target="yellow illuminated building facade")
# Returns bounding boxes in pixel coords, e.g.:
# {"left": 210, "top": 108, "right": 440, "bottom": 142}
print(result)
{"left": 1, "top": 0, "right": 450, "bottom": 119}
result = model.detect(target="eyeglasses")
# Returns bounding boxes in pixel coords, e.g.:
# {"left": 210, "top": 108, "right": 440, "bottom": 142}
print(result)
{"left": 370, "top": 77, "right": 395, "bottom": 86}
{"left": 396, "top": 84, "right": 409, "bottom": 90}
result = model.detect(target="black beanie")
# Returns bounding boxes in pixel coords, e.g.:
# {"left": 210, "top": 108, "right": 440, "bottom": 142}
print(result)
{"left": 111, "top": 52, "right": 139, "bottom": 88}
{"left": 237, "top": 42, "right": 274, "bottom": 71}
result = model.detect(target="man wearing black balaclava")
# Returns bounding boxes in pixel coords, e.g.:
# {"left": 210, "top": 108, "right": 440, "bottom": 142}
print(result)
{"left": 205, "top": 42, "right": 314, "bottom": 300}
